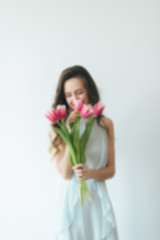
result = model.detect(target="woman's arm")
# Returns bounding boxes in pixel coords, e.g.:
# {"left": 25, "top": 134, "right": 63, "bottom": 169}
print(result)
{"left": 92, "top": 116, "right": 115, "bottom": 181}
{"left": 55, "top": 144, "right": 73, "bottom": 180}
{"left": 50, "top": 127, "right": 73, "bottom": 180}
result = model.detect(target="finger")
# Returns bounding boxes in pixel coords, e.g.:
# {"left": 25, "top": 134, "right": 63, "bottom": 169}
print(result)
{"left": 74, "top": 164, "right": 84, "bottom": 168}
{"left": 76, "top": 174, "right": 82, "bottom": 180}
{"left": 72, "top": 165, "right": 80, "bottom": 170}
{"left": 73, "top": 167, "right": 81, "bottom": 172}
{"left": 76, "top": 169, "right": 82, "bottom": 173}
{"left": 77, "top": 172, "right": 83, "bottom": 177}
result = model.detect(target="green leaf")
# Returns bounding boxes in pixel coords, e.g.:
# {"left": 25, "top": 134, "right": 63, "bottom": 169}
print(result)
{"left": 80, "top": 117, "right": 95, "bottom": 154}
{"left": 70, "top": 118, "right": 82, "bottom": 163}
{"left": 70, "top": 153, "right": 74, "bottom": 166}
{"left": 52, "top": 125, "right": 69, "bottom": 143}
{"left": 53, "top": 125, "right": 77, "bottom": 165}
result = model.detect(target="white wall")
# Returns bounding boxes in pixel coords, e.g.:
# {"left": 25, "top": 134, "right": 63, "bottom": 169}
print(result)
{"left": 0, "top": 0, "right": 160, "bottom": 239}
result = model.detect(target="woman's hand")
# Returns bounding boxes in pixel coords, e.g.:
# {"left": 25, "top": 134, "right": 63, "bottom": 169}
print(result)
{"left": 67, "top": 104, "right": 92, "bottom": 124}
{"left": 66, "top": 110, "right": 80, "bottom": 132}
{"left": 72, "top": 163, "right": 93, "bottom": 181}
{"left": 67, "top": 109, "right": 80, "bottom": 124}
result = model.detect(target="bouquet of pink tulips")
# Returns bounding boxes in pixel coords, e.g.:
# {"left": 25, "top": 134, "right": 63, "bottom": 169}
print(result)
{"left": 45, "top": 100, "right": 105, "bottom": 205}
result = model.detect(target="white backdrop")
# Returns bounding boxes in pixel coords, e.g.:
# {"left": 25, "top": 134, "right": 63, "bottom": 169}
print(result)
{"left": 0, "top": 0, "right": 160, "bottom": 240}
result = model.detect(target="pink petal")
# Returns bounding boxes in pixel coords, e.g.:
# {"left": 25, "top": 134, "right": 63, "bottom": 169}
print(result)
{"left": 56, "top": 105, "right": 67, "bottom": 119}
{"left": 80, "top": 105, "right": 93, "bottom": 118}
{"left": 50, "top": 109, "right": 58, "bottom": 119}
{"left": 73, "top": 100, "right": 83, "bottom": 111}
{"left": 93, "top": 102, "right": 105, "bottom": 116}
{"left": 45, "top": 113, "right": 57, "bottom": 123}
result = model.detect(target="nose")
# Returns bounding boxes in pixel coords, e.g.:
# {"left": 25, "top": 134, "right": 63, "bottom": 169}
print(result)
{"left": 74, "top": 96, "right": 79, "bottom": 101}
{"left": 72, "top": 93, "right": 80, "bottom": 101}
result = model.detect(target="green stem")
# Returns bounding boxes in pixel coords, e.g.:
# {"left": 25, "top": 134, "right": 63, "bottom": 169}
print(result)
{"left": 79, "top": 180, "right": 92, "bottom": 205}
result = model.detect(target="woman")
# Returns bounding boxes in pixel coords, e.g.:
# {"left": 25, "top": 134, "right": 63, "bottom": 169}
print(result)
{"left": 49, "top": 65, "right": 119, "bottom": 240}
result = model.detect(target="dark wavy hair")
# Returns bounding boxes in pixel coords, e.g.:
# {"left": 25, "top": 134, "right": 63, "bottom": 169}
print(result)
{"left": 48, "top": 65, "right": 105, "bottom": 159}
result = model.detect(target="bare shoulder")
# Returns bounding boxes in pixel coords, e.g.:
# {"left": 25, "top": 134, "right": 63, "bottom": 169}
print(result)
{"left": 100, "top": 115, "right": 114, "bottom": 138}
{"left": 100, "top": 115, "right": 114, "bottom": 128}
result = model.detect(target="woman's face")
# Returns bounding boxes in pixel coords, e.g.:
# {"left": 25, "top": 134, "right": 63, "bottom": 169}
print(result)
{"left": 64, "top": 77, "right": 89, "bottom": 110}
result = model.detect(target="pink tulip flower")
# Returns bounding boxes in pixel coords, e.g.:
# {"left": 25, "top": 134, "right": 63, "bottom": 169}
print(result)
{"left": 45, "top": 109, "right": 59, "bottom": 123}
{"left": 50, "top": 108, "right": 59, "bottom": 119}
{"left": 93, "top": 102, "right": 105, "bottom": 117}
{"left": 73, "top": 100, "right": 84, "bottom": 111}
{"left": 80, "top": 104, "right": 94, "bottom": 118}
{"left": 56, "top": 105, "right": 67, "bottom": 119}
{"left": 45, "top": 105, "right": 67, "bottom": 123}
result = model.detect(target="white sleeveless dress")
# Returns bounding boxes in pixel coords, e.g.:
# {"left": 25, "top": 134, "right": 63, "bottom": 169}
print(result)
{"left": 52, "top": 118, "right": 119, "bottom": 240}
